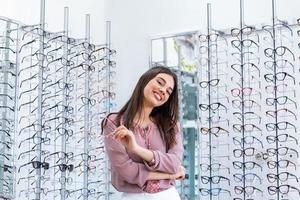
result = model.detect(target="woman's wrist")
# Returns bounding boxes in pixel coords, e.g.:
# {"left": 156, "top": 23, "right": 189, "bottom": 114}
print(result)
{"left": 131, "top": 143, "right": 141, "bottom": 154}
{"left": 169, "top": 173, "right": 175, "bottom": 180}
{"left": 132, "top": 145, "right": 155, "bottom": 163}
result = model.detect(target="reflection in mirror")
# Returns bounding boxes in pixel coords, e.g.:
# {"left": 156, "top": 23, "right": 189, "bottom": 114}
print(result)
{"left": 151, "top": 33, "right": 198, "bottom": 73}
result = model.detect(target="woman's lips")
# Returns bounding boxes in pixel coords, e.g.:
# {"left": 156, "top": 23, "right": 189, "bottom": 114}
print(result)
{"left": 153, "top": 91, "right": 163, "bottom": 101}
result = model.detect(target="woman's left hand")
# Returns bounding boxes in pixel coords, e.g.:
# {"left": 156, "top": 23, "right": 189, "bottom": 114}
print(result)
{"left": 175, "top": 166, "right": 185, "bottom": 180}
{"left": 113, "top": 125, "right": 139, "bottom": 152}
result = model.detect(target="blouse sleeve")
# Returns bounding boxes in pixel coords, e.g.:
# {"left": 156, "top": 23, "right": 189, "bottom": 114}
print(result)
{"left": 103, "top": 115, "right": 150, "bottom": 188}
{"left": 144, "top": 122, "right": 184, "bottom": 174}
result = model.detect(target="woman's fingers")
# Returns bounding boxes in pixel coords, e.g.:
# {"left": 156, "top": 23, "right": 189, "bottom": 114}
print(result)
{"left": 114, "top": 130, "right": 126, "bottom": 139}
{"left": 174, "top": 165, "right": 185, "bottom": 180}
{"left": 114, "top": 128, "right": 131, "bottom": 140}
{"left": 114, "top": 125, "right": 127, "bottom": 132}
{"left": 105, "top": 125, "right": 128, "bottom": 138}
{"left": 107, "top": 126, "right": 137, "bottom": 150}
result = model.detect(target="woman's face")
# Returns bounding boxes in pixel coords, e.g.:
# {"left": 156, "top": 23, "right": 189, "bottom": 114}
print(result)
{"left": 143, "top": 73, "right": 175, "bottom": 108}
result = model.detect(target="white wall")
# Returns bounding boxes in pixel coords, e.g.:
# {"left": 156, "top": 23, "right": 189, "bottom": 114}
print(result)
{"left": 105, "top": 0, "right": 205, "bottom": 109}
{"left": 1, "top": 0, "right": 300, "bottom": 109}
{"left": 2, "top": 0, "right": 300, "bottom": 109}
{"left": 0, "top": 0, "right": 106, "bottom": 44}
{"left": 105, "top": 0, "right": 300, "bottom": 109}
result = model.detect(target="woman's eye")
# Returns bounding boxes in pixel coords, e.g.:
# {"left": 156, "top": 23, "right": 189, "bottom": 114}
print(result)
{"left": 157, "top": 79, "right": 163, "bottom": 85}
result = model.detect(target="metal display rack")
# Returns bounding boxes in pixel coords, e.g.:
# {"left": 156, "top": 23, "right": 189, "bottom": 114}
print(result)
{"left": 150, "top": 0, "right": 300, "bottom": 199}
{"left": 198, "top": 3, "right": 231, "bottom": 200}
{"left": 0, "top": 1, "right": 116, "bottom": 200}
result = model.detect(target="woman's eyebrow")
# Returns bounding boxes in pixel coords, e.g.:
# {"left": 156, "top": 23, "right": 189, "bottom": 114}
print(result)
{"left": 157, "top": 76, "right": 166, "bottom": 84}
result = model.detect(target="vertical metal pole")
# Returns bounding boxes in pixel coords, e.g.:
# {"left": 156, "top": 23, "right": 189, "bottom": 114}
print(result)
{"left": 239, "top": 0, "right": 246, "bottom": 200}
{"left": 271, "top": 1, "right": 279, "bottom": 200}
{"left": 13, "top": 21, "right": 20, "bottom": 199}
{"left": 86, "top": 14, "right": 91, "bottom": 42}
{"left": 106, "top": 21, "right": 111, "bottom": 114}
{"left": 60, "top": 6, "right": 69, "bottom": 200}
{"left": 163, "top": 37, "right": 167, "bottom": 67}
{"left": 149, "top": 39, "right": 153, "bottom": 67}
{"left": 83, "top": 14, "right": 91, "bottom": 200}
{"left": 177, "top": 46, "right": 184, "bottom": 199}
{"left": 195, "top": 33, "right": 201, "bottom": 200}
{"left": 206, "top": 4, "right": 212, "bottom": 200}
{"left": 0, "top": 21, "right": 12, "bottom": 194}
{"left": 35, "top": 0, "right": 46, "bottom": 199}
{"left": 273, "top": 0, "right": 277, "bottom": 21}
{"left": 105, "top": 20, "right": 111, "bottom": 200}
{"left": 240, "top": 0, "right": 245, "bottom": 28}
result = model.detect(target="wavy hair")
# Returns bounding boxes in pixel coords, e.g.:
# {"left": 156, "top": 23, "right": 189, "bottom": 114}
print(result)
{"left": 102, "top": 66, "right": 179, "bottom": 151}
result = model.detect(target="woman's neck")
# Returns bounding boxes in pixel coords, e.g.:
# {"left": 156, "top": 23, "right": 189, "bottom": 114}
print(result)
{"left": 134, "top": 105, "right": 153, "bottom": 127}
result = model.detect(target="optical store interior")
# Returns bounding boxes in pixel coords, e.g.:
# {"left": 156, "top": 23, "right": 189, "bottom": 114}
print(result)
{"left": 1, "top": 0, "right": 300, "bottom": 200}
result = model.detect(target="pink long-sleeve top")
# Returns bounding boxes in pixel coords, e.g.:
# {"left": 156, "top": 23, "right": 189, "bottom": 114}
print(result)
{"left": 103, "top": 114, "right": 184, "bottom": 193}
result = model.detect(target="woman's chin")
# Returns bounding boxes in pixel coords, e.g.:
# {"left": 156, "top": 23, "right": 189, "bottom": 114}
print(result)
{"left": 152, "top": 101, "right": 164, "bottom": 108}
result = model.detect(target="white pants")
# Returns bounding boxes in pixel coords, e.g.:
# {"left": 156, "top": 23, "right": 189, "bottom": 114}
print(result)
{"left": 121, "top": 186, "right": 181, "bottom": 200}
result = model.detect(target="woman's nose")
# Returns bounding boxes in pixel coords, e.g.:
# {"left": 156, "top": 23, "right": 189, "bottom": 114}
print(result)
{"left": 159, "top": 87, "right": 167, "bottom": 96}
{"left": 158, "top": 88, "right": 165, "bottom": 96}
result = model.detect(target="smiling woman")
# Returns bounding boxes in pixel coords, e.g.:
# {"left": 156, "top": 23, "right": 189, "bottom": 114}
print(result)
{"left": 101, "top": 66, "right": 184, "bottom": 200}
{"left": 143, "top": 73, "right": 174, "bottom": 108}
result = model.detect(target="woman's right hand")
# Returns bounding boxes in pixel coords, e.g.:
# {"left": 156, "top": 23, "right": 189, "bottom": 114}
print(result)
{"left": 112, "top": 125, "right": 140, "bottom": 153}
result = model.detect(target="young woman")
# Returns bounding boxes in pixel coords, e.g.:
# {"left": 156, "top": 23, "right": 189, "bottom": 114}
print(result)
{"left": 102, "top": 66, "right": 184, "bottom": 200}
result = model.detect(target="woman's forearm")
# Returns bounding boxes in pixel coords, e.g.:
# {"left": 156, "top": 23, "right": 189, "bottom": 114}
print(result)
{"left": 133, "top": 145, "right": 154, "bottom": 163}
{"left": 146, "top": 171, "right": 174, "bottom": 181}
{"left": 146, "top": 166, "right": 185, "bottom": 181}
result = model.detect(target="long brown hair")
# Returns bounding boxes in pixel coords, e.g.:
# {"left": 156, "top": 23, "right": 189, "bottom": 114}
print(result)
{"left": 102, "top": 66, "right": 179, "bottom": 151}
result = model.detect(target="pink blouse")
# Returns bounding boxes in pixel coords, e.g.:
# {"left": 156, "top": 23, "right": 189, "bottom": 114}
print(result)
{"left": 103, "top": 114, "right": 184, "bottom": 193}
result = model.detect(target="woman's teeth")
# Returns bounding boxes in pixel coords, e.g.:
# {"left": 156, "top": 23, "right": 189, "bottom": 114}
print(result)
{"left": 153, "top": 91, "right": 162, "bottom": 101}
